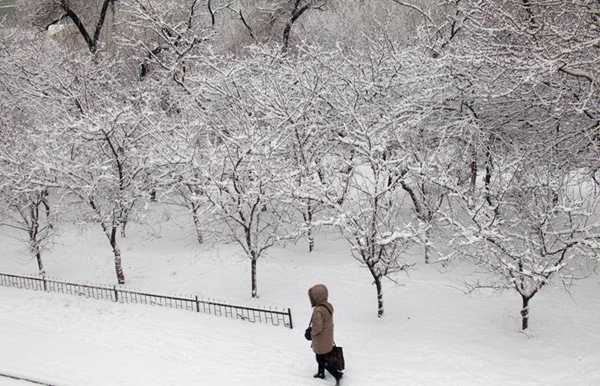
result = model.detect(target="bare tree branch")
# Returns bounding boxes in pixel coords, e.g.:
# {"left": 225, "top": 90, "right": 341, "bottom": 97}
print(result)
{"left": 282, "top": 0, "right": 327, "bottom": 53}
{"left": 389, "top": 0, "right": 436, "bottom": 27}
{"left": 59, "top": 0, "right": 115, "bottom": 53}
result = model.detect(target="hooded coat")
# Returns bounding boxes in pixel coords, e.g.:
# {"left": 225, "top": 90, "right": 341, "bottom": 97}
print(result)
{"left": 308, "top": 284, "right": 335, "bottom": 355}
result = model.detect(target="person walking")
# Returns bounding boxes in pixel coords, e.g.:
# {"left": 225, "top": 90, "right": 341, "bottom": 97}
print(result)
{"left": 308, "top": 284, "right": 343, "bottom": 385}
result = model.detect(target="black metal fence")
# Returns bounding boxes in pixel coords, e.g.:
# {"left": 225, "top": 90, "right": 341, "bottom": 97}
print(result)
{"left": 0, "top": 272, "right": 293, "bottom": 329}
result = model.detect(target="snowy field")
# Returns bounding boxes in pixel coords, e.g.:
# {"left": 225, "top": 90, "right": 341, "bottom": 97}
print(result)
{"left": 1, "top": 207, "right": 599, "bottom": 386}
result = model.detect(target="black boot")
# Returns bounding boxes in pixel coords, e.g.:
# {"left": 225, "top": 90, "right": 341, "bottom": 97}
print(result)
{"left": 334, "top": 372, "right": 343, "bottom": 385}
{"left": 314, "top": 364, "right": 325, "bottom": 379}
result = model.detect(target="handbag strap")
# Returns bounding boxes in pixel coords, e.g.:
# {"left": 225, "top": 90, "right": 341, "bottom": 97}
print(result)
{"left": 321, "top": 304, "right": 333, "bottom": 315}
{"left": 309, "top": 304, "right": 332, "bottom": 328}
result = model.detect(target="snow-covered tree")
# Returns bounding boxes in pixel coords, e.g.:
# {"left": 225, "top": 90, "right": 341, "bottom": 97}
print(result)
{"left": 20, "top": 0, "right": 118, "bottom": 53}
{"left": 0, "top": 117, "right": 56, "bottom": 276}
{"left": 0, "top": 31, "right": 65, "bottom": 276}
{"left": 456, "top": 0, "right": 599, "bottom": 179}
{"left": 37, "top": 52, "right": 161, "bottom": 285}
{"left": 116, "top": 0, "right": 216, "bottom": 244}
{"left": 185, "top": 51, "right": 297, "bottom": 298}
{"left": 320, "top": 42, "right": 429, "bottom": 317}
{"left": 441, "top": 147, "right": 599, "bottom": 329}
{"left": 413, "top": 0, "right": 600, "bottom": 329}
{"left": 240, "top": 46, "right": 336, "bottom": 252}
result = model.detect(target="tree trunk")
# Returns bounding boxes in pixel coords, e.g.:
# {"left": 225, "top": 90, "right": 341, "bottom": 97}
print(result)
{"left": 307, "top": 227, "right": 314, "bottom": 253}
{"left": 484, "top": 145, "right": 493, "bottom": 206}
{"left": 375, "top": 275, "right": 384, "bottom": 317}
{"left": 61, "top": 0, "right": 115, "bottom": 54}
{"left": 110, "top": 226, "right": 125, "bottom": 284}
{"left": 424, "top": 227, "right": 431, "bottom": 264}
{"left": 29, "top": 201, "right": 45, "bottom": 275}
{"left": 41, "top": 190, "right": 52, "bottom": 229}
{"left": 245, "top": 226, "right": 258, "bottom": 298}
{"left": 35, "top": 245, "right": 45, "bottom": 276}
{"left": 191, "top": 206, "right": 204, "bottom": 244}
{"left": 470, "top": 158, "right": 477, "bottom": 198}
{"left": 521, "top": 295, "right": 530, "bottom": 330}
{"left": 251, "top": 256, "right": 258, "bottom": 298}
{"left": 282, "top": 1, "right": 316, "bottom": 53}
{"left": 302, "top": 198, "right": 315, "bottom": 253}
{"left": 120, "top": 206, "right": 131, "bottom": 238}
{"left": 366, "top": 259, "right": 385, "bottom": 317}
{"left": 306, "top": 200, "right": 314, "bottom": 252}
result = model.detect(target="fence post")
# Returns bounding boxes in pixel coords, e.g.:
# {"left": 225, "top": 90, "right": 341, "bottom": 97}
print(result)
{"left": 42, "top": 275, "right": 48, "bottom": 292}
{"left": 113, "top": 285, "right": 119, "bottom": 302}
{"left": 287, "top": 308, "right": 293, "bottom": 329}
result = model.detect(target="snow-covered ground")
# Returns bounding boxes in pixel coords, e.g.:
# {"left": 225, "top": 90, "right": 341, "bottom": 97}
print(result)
{"left": 1, "top": 207, "right": 599, "bottom": 386}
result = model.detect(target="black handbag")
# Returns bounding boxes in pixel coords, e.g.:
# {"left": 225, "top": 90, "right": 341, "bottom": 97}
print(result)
{"left": 326, "top": 346, "right": 345, "bottom": 371}
{"left": 304, "top": 326, "right": 312, "bottom": 341}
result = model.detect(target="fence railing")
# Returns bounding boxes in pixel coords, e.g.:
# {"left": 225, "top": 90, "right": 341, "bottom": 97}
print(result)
{"left": 0, "top": 272, "right": 293, "bottom": 329}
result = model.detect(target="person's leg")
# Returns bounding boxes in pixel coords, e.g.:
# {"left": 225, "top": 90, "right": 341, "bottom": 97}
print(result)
{"left": 324, "top": 362, "right": 342, "bottom": 383}
{"left": 321, "top": 351, "right": 343, "bottom": 384}
{"left": 314, "top": 354, "right": 326, "bottom": 379}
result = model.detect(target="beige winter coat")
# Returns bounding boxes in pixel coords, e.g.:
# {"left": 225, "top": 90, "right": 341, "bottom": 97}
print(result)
{"left": 308, "top": 284, "right": 335, "bottom": 355}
